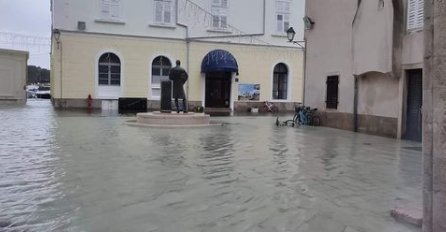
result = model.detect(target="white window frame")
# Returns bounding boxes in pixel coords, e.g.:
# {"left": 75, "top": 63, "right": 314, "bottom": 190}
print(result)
{"left": 98, "top": 53, "right": 121, "bottom": 86}
{"left": 154, "top": 0, "right": 174, "bottom": 25}
{"left": 151, "top": 56, "right": 172, "bottom": 99}
{"left": 275, "top": 0, "right": 290, "bottom": 33}
{"left": 101, "top": 0, "right": 121, "bottom": 20}
{"left": 211, "top": 0, "right": 228, "bottom": 30}
{"left": 407, "top": 0, "right": 424, "bottom": 31}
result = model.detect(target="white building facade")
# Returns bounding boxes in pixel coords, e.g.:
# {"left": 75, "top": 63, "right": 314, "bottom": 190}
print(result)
{"left": 50, "top": 0, "right": 305, "bottom": 112}
{"left": 304, "top": 0, "right": 423, "bottom": 140}
{"left": 0, "top": 49, "right": 28, "bottom": 103}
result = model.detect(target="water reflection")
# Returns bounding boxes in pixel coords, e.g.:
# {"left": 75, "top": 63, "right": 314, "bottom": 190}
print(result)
{"left": 0, "top": 101, "right": 421, "bottom": 232}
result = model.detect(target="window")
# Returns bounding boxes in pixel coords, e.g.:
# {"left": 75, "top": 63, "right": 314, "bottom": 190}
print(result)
{"left": 151, "top": 56, "right": 172, "bottom": 99}
{"left": 272, "top": 63, "right": 288, "bottom": 100}
{"left": 101, "top": 0, "right": 121, "bottom": 19}
{"left": 154, "top": 0, "right": 173, "bottom": 24}
{"left": 211, "top": 0, "right": 228, "bottom": 29}
{"left": 276, "top": 0, "right": 290, "bottom": 33}
{"left": 326, "top": 75, "right": 339, "bottom": 109}
{"left": 98, "top": 53, "right": 121, "bottom": 86}
{"left": 407, "top": 0, "right": 424, "bottom": 31}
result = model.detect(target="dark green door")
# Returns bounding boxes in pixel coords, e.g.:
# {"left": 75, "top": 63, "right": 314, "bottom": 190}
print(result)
{"left": 404, "top": 69, "right": 422, "bottom": 141}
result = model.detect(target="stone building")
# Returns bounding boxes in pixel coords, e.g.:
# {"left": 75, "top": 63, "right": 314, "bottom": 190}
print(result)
{"left": 304, "top": 0, "right": 423, "bottom": 140}
{"left": 50, "top": 0, "right": 305, "bottom": 113}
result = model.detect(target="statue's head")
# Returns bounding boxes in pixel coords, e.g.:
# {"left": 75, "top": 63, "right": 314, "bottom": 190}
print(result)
{"left": 176, "top": 60, "right": 181, "bottom": 66}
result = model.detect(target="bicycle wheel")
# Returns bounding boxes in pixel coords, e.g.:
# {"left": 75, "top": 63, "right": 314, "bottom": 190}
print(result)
{"left": 293, "top": 113, "right": 300, "bottom": 125}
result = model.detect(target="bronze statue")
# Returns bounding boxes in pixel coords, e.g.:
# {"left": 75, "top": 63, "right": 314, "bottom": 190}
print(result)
{"left": 169, "top": 60, "right": 188, "bottom": 113}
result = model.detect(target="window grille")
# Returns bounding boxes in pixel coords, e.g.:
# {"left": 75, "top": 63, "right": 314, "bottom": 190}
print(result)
{"left": 326, "top": 75, "right": 339, "bottom": 109}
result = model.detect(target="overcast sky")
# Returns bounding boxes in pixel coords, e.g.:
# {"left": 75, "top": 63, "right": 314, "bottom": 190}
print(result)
{"left": 0, "top": 0, "right": 51, "bottom": 68}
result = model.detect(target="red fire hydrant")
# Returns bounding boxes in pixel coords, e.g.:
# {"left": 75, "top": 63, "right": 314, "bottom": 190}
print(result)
{"left": 87, "top": 94, "right": 93, "bottom": 111}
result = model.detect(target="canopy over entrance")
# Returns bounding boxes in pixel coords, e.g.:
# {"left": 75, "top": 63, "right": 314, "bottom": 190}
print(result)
{"left": 201, "top": 49, "right": 238, "bottom": 74}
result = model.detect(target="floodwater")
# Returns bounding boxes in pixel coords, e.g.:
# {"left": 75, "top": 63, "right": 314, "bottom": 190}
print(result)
{"left": 0, "top": 100, "right": 421, "bottom": 232}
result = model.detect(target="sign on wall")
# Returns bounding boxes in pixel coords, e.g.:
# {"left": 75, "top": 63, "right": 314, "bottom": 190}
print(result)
{"left": 238, "top": 84, "right": 260, "bottom": 101}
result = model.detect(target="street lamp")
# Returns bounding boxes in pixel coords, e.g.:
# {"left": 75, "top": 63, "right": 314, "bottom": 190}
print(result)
{"left": 286, "top": 27, "right": 296, "bottom": 42}
{"left": 286, "top": 27, "right": 306, "bottom": 105}
{"left": 286, "top": 27, "right": 305, "bottom": 49}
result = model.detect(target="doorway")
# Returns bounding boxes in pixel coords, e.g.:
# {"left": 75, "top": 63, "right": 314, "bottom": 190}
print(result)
{"left": 403, "top": 69, "right": 422, "bottom": 141}
{"left": 205, "top": 72, "right": 231, "bottom": 108}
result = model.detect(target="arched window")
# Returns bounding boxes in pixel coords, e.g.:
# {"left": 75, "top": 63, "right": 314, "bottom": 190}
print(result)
{"left": 98, "top": 53, "right": 121, "bottom": 86}
{"left": 151, "top": 56, "right": 172, "bottom": 98}
{"left": 273, "top": 63, "right": 288, "bottom": 99}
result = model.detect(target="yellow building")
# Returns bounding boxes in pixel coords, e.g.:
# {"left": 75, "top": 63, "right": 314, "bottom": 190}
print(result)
{"left": 51, "top": 0, "right": 304, "bottom": 112}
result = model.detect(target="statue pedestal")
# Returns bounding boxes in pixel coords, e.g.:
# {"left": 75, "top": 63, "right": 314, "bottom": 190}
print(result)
{"left": 127, "top": 111, "right": 215, "bottom": 128}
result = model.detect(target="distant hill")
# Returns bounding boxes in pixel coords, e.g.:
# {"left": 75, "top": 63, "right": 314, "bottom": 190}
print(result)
{"left": 27, "top": 65, "right": 50, "bottom": 84}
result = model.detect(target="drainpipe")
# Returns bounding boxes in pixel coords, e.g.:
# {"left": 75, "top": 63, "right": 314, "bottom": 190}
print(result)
{"left": 59, "top": 40, "right": 63, "bottom": 106}
{"left": 353, "top": 75, "right": 358, "bottom": 132}
{"left": 302, "top": 41, "right": 307, "bottom": 105}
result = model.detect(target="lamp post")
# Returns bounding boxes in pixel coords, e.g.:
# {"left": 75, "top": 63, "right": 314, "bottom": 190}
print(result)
{"left": 52, "top": 29, "right": 63, "bottom": 102}
{"left": 286, "top": 27, "right": 306, "bottom": 105}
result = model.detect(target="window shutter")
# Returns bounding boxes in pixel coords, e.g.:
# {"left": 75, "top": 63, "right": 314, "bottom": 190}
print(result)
{"left": 407, "top": 0, "right": 424, "bottom": 30}
{"left": 416, "top": 0, "right": 424, "bottom": 29}
{"left": 155, "top": 0, "right": 163, "bottom": 23}
{"left": 101, "top": 0, "right": 110, "bottom": 18}
{"left": 221, "top": 16, "right": 227, "bottom": 28}
{"left": 164, "top": 1, "right": 171, "bottom": 23}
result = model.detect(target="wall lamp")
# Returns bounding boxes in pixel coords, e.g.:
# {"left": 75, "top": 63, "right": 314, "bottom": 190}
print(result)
{"left": 53, "top": 29, "right": 61, "bottom": 49}
{"left": 286, "top": 27, "right": 305, "bottom": 49}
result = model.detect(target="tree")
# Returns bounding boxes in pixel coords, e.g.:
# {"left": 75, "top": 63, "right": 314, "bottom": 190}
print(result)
{"left": 27, "top": 65, "right": 50, "bottom": 84}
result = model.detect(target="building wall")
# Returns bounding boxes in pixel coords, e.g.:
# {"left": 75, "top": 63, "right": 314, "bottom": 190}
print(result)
{"left": 304, "top": 0, "right": 356, "bottom": 113}
{"left": 304, "top": 0, "right": 424, "bottom": 138}
{"left": 51, "top": 31, "right": 303, "bottom": 109}
{"left": 52, "top": 0, "right": 305, "bottom": 46}
{"left": 0, "top": 49, "right": 28, "bottom": 103}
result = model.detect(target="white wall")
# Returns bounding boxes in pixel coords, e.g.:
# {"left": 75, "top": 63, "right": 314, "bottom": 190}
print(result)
{"left": 0, "top": 49, "right": 28, "bottom": 102}
{"left": 52, "top": 0, "right": 305, "bottom": 47}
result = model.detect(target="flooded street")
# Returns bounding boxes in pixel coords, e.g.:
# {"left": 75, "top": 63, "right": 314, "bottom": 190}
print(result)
{"left": 0, "top": 100, "right": 421, "bottom": 232}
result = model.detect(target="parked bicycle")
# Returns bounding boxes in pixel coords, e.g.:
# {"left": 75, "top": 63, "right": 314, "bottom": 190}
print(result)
{"left": 276, "top": 105, "right": 320, "bottom": 127}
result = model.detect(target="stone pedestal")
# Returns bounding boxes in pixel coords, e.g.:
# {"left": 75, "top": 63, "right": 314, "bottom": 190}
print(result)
{"left": 126, "top": 112, "right": 215, "bottom": 128}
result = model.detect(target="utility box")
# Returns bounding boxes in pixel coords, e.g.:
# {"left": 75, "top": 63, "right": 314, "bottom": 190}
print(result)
{"left": 118, "top": 98, "right": 147, "bottom": 113}
{"left": 160, "top": 81, "right": 172, "bottom": 113}
{"left": 0, "top": 49, "right": 28, "bottom": 103}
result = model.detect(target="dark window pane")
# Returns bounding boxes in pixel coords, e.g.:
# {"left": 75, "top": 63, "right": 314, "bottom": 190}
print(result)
{"left": 110, "top": 74, "right": 120, "bottom": 85}
{"left": 326, "top": 75, "right": 339, "bottom": 109}
{"left": 152, "top": 57, "right": 162, "bottom": 66}
{"left": 99, "top": 74, "right": 109, "bottom": 85}
{"left": 111, "top": 66, "right": 120, "bottom": 73}
{"left": 162, "top": 68, "right": 170, "bottom": 76}
{"left": 99, "top": 65, "right": 109, "bottom": 73}
{"left": 152, "top": 67, "right": 161, "bottom": 76}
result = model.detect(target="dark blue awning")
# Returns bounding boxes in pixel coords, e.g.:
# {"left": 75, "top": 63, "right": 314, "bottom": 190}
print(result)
{"left": 201, "top": 49, "right": 238, "bottom": 74}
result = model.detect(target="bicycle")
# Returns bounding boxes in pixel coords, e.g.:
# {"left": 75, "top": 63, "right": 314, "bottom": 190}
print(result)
{"left": 276, "top": 105, "right": 320, "bottom": 127}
